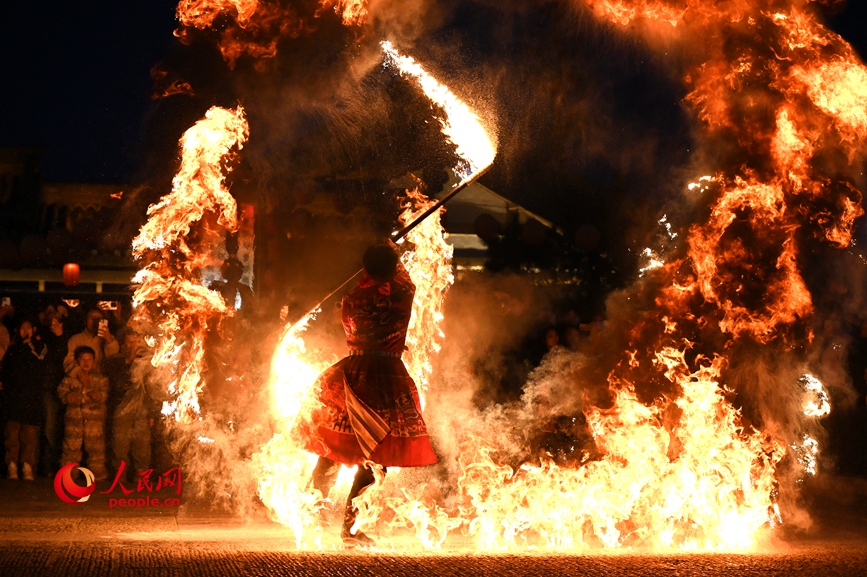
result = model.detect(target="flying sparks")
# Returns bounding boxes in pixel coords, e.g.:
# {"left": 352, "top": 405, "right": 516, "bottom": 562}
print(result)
{"left": 382, "top": 41, "right": 497, "bottom": 180}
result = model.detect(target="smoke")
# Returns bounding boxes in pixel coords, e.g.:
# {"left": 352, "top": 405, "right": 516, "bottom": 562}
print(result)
{"left": 117, "top": 0, "right": 867, "bottom": 545}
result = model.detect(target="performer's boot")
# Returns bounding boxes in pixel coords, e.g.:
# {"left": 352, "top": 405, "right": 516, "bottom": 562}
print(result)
{"left": 340, "top": 464, "right": 384, "bottom": 546}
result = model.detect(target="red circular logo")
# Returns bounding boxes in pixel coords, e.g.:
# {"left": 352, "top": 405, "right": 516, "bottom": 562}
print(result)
{"left": 53, "top": 463, "right": 96, "bottom": 504}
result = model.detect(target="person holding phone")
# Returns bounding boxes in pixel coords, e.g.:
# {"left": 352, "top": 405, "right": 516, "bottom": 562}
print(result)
{"left": 62, "top": 309, "right": 119, "bottom": 377}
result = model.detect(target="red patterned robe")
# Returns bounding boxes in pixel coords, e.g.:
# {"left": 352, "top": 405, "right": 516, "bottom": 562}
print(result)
{"left": 304, "top": 264, "right": 438, "bottom": 467}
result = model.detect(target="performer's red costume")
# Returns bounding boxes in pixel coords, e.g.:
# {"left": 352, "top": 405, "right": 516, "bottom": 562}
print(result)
{"left": 305, "top": 263, "right": 438, "bottom": 468}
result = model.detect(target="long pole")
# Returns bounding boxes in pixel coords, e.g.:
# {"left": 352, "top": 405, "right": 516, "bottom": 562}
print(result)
{"left": 295, "top": 165, "right": 492, "bottom": 321}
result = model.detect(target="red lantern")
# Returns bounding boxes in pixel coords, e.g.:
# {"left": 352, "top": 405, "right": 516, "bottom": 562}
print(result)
{"left": 63, "top": 262, "right": 80, "bottom": 286}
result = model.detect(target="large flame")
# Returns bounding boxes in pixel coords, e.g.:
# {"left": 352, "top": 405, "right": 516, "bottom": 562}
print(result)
{"left": 457, "top": 353, "right": 785, "bottom": 551}
{"left": 175, "top": 0, "right": 302, "bottom": 68}
{"left": 175, "top": 0, "right": 368, "bottom": 67}
{"left": 399, "top": 187, "right": 455, "bottom": 409}
{"left": 234, "top": 3, "right": 866, "bottom": 550}
{"left": 132, "top": 105, "right": 248, "bottom": 423}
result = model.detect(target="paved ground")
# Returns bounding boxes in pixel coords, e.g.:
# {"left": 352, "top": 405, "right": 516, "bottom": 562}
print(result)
{"left": 1, "top": 475, "right": 866, "bottom": 576}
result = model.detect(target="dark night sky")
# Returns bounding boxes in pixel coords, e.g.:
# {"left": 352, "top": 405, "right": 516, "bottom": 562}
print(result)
{"left": 1, "top": 0, "right": 865, "bottom": 225}
{"left": 0, "top": 2, "right": 179, "bottom": 182}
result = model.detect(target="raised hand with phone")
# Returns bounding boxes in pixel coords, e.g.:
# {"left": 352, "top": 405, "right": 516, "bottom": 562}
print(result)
{"left": 62, "top": 308, "right": 119, "bottom": 377}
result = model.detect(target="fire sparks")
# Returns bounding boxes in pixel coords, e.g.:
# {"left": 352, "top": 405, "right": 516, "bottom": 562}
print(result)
{"left": 382, "top": 41, "right": 496, "bottom": 180}
{"left": 791, "top": 435, "right": 820, "bottom": 478}
{"left": 132, "top": 106, "right": 248, "bottom": 423}
{"left": 800, "top": 374, "right": 830, "bottom": 418}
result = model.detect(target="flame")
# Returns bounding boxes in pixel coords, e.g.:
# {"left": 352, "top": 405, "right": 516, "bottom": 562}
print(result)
{"left": 457, "top": 354, "right": 784, "bottom": 551}
{"left": 320, "top": 0, "right": 368, "bottom": 26}
{"left": 255, "top": 189, "right": 456, "bottom": 546}
{"left": 175, "top": 0, "right": 369, "bottom": 67}
{"left": 175, "top": 0, "right": 301, "bottom": 68}
{"left": 176, "top": 0, "right": 259, "bottom": 28}
{"left": 381, "top": 41, "right": 497, "bottom": 180}
{"left": 399, "top": 187, "right": 455, "bottom": 408}
{"left": 542, "top": 0, "right": 867, "bottom": 549}
{"left": 253, "top": 310, "right": 336, "bottom": 547}
{"left": 132, "top": 106, "right": 248, "bottom": 423}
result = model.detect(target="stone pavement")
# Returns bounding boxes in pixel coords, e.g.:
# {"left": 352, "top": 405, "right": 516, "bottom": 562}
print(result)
{"left": 1, "top": 475, "right": 866, "bottom": 576}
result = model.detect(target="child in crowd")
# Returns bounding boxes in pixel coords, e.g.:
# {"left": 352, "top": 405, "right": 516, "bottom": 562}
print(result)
{"left": 58, "top": 346, "right": 109, "bottom": 480}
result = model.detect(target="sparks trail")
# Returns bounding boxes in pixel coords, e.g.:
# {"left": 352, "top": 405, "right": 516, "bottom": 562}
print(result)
{"left": 381, "top": 41, "right": 497, "bottom": 180}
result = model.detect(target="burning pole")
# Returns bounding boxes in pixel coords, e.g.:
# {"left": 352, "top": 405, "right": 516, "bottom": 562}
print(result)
{"left": 255, "top": 41, "right": 496, "bottom": 547}
{"left": 302, "top": 163, "right": 492, "bottom": 323}
{"left": 284, "top": 40, "right": 496, "bottom": 323}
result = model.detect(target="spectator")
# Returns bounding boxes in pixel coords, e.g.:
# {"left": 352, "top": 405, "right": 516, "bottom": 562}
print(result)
{"left": 39, "top": 305, "right": 70, "bottom": 476}
{"left": 104, "top": 332, "right": 154, "bottom": 478}
{"left": 63, "top": 309, "right": 119, "bottom": 377}
{"left": 58, "top": 346, "right": 109, "bottom": 481}
{"left": 544, "top": 327, "right": 560, "bottom": 351}
{"left": 1, "top": 319, "right": 50, "bottom": 480}
{"left": 0, "top": 302, "right": 13, "bottom": 363}
{"left": 563, "top": 326, "right": 582, "bottom": 352}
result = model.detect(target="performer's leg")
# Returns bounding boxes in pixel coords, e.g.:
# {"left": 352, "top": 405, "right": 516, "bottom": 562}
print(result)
{"left": 310, "top": 456, "right": 340, "bottom": 498}
{"left": 341, "top": 463, "right": 386, "bottom": 544}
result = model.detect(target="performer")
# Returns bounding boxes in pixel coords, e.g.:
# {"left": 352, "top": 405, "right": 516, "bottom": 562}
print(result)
{"left": 303, "top": 242, "right": 438, "bottom": 545}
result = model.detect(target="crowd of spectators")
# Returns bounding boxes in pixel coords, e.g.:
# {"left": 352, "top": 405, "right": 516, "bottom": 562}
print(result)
{"left": 0, "top": 298, "right": 160, "bottom": 482}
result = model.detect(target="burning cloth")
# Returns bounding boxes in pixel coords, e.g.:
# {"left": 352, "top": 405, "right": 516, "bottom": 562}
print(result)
{"left": 302, "top": 262, "right": 438, "bottom": 467}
